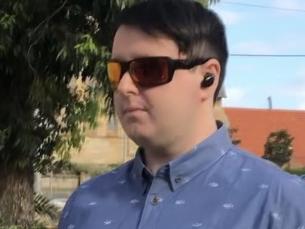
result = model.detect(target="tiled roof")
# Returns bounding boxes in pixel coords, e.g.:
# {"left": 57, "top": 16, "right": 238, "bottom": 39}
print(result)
{"left": 224, "top": 107, "right": 305, "bottom": 167}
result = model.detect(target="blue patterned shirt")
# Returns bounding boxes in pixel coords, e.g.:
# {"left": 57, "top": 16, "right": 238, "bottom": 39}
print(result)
{"left": 59, "top": 125, "right": 305, "bottom": 229}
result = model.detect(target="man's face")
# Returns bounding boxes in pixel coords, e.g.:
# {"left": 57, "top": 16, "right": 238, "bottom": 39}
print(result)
{"left": 112, "top": 25, "right": 208, "bottom": 149}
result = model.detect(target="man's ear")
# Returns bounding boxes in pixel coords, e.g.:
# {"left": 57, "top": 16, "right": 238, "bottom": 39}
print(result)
{"left": 203, "top": 58, "right": 221, "bottom": 83}
{"left": 198, "top": 58, "right": 221, "bottom": 101}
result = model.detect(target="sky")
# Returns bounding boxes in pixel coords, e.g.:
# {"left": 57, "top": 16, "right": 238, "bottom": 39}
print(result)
{"left": 210, "top": 0, "right": 305, "bottom": 110}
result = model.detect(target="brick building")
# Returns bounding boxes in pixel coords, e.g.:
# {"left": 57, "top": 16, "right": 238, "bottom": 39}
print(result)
{"left": 225, "top": 107, "right": 305, "bottom": 168}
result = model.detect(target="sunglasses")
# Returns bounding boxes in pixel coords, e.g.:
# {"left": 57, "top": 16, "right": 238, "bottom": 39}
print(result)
{"left": 107, "top": 56, "right": 210, "bottom": 89}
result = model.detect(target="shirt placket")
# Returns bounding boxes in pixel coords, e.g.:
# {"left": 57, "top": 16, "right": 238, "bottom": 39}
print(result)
{"left": 137, "top": 175, "right": 170, "bottom": 229}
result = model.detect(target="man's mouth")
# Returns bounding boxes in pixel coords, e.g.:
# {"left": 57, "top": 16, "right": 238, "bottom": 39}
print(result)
{"left": 123, "top": 107, "right": 146, "bottom": 115}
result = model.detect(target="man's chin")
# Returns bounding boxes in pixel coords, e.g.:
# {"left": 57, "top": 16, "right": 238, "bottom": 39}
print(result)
{"left": 126, "top": 130, "right": 152, "bottom": 146}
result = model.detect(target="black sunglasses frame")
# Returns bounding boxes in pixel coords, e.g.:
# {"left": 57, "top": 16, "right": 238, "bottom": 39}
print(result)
{"left": 107, "top": 56, "right": 211, "bottom": 88}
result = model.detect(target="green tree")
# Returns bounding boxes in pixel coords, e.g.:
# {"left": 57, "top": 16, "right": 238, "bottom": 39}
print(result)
{"left": 229, "top": 128, "right": 241, "bottom": 145}
{"left": 263, "top": 129, "right": 294, "bottom": 167}
{"left": 0, "top": 0, "right": 115, "bottom": 227}
{"left": 0, "top": 0, "right": 219, "bottom": 227}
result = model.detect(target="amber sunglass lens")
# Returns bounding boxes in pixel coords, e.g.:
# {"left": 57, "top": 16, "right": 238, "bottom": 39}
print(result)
{"left": 107, "top": 62, "right": 121, "bottom": 88}
{"left": 130, "top": 58, "right": 169, "bottom": 87}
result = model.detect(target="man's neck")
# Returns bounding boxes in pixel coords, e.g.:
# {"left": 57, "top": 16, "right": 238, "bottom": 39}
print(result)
{"left": 143, "top": 119, "right": 218, "bottom": 175}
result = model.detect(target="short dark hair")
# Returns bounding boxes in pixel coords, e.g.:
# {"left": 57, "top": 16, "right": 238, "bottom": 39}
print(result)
{"left": 115, "top": 0, "right": 228, "bottom": 102}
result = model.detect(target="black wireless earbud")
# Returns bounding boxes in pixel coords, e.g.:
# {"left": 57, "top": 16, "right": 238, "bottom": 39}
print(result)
{"left": 200, "top": 73, "right": 215, "bottom": 88}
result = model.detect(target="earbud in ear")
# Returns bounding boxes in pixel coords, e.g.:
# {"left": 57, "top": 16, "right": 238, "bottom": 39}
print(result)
{"left": 200, "top": 73, "right": 215, "bottom": 88}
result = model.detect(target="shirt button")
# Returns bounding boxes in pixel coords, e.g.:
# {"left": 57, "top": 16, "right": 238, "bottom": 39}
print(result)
{"left": 151, "top": 195, "right": 161, "bottom": 206}
{"left": 175, "top": 177, "right": 183, "bottom": 183}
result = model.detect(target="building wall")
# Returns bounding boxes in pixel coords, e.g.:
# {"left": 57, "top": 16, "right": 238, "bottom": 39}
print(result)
{"left": 70, "top": 116, "right": 137, "bottom": 165}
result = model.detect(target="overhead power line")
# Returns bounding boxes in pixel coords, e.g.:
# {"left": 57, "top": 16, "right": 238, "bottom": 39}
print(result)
{"left": 221, "top": 1, "right": 305, "bottom": 13}
{"left": 230, "top": 54, "right": 305, "bottom": 57}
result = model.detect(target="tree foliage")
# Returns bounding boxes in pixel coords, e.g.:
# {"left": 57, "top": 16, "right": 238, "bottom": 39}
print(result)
{"left": 0, "top": 0, "right": 112, "bottom": 173}
{"left": 263, "top": 129, "right": 294, "bottom": 167}
{"left": 229, "top": 128, "right": 241, "bottom": 145}
{"left": 34, "top": 192, "right": 59, "bottom": 222}
{"left": 0, "top": 0, "right": 121, "bottom": 227}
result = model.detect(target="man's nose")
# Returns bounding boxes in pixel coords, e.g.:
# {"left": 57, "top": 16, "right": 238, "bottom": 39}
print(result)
{"left": 116, "top": 71, "right": 139, "bottom": 95}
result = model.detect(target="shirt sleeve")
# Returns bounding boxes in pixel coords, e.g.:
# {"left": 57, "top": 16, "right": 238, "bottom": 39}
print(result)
{"left": 272, "top": 175, "right": 305, "bottom": 229}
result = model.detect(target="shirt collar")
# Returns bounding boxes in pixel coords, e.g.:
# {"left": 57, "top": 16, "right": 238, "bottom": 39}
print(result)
{"left": 132, "top": 149, "right": 147, "bottom": 179}
{"left": 131, "top": 122, "right": 233, "bottom": 191}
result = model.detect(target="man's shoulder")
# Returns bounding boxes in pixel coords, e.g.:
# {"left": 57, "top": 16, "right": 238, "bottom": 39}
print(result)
{"left": 58, "top": 159, "right": 136, "bottom": 227}
{"left": 225, "top": 146, "right": 305, "bottom": 191}
{"left": 67, "top": 159, "right": 134, "bottom": 200}
{"left": 227, "top": 146, "right": 284, "bottom": 173}
{"left": 82, "top": 160, "right": 133, "bottom": 189}
{"left": 225, "top": 147, "right": 305, "bottom": 225}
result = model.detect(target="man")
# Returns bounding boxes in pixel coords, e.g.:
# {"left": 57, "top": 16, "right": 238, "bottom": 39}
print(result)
{"left": 59, "top": 0, "right": 305, "bottom": 228}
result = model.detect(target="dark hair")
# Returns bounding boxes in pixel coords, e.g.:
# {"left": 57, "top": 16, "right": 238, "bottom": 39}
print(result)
{"left": 115, "top": 0, "right": 228, "bottom": 102}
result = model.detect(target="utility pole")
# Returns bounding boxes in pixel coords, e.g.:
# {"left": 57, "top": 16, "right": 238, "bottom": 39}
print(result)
{"left": 267, "top": 96, "right": 273, "bottom": 109}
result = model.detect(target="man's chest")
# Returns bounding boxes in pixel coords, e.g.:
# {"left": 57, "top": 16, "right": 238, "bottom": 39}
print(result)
{"left": 65, "top": 187, "right": 271, "bottom": 229}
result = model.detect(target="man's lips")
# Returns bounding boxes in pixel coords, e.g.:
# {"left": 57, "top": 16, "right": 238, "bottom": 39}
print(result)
{"left": 123, "top": 107, "right": 147, "bottom": 115}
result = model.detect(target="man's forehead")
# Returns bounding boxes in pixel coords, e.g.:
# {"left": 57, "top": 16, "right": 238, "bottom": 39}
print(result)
{"left": 111, "top": 25, "right": 180, "bottom": 60}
